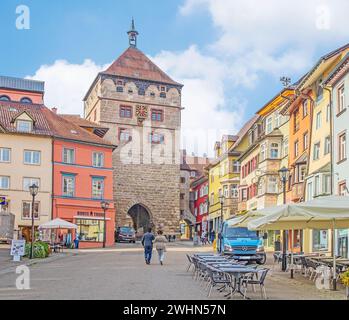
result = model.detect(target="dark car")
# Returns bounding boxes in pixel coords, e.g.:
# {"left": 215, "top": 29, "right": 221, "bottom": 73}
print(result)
{"left": 115, "top": 226, "right": 136, "bottom": 243}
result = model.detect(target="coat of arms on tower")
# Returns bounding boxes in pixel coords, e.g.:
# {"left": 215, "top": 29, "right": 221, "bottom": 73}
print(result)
{"left": 135, "top": 105, "right": 148, "bottom": 125}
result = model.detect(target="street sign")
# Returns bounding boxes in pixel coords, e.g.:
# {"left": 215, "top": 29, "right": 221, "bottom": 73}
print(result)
{"left": 10, "top": 240, "right": 26, "bottom": 262}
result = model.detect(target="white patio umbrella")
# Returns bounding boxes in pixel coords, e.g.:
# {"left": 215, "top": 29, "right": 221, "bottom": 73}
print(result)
{"left": 247, "top": 196, "right": 349, "bottom": 288}
{"left": 38, "top": 218, "right": 78, "bottom": 230}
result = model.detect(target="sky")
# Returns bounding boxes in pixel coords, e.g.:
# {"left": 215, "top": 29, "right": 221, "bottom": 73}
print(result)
{"left": 1, "top": 0, "right": 349, "bottom": 156}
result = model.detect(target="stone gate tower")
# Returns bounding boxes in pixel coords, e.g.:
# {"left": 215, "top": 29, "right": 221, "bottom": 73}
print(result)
{"left": 83, "top": 20, "right": 182, "bottom": 235}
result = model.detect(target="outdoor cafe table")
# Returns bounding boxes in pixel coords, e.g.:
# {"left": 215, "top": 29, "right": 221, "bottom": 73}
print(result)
{"left": 216, "top": 267, "right": 259, "bottom": 300}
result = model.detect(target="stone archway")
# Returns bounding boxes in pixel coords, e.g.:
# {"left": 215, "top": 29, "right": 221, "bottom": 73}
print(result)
{"left": 127, "top": 204, "right": 152, "bottom": 237}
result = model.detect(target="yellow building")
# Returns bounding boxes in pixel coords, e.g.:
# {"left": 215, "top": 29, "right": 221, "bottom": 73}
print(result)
{"left": 207, "top": 117, "right": 259, "bottom": 233}
{"left": 0, "top": 106, "right": 52, "bottom": 241}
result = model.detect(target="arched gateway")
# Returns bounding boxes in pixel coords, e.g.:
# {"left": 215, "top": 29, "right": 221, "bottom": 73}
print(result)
{"left": 127, "top": 204, "right": 152, "bottom": 235}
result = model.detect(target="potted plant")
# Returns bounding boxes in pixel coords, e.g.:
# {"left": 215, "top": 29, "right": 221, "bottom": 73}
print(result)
{"left": 340, "top": 270, "right": 349, "bottom": 300}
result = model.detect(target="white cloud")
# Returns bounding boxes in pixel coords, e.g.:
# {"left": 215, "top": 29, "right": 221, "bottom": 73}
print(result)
{"left": 151, "top": 46, "right": 245, "bottom": 156}
{"left": 26, "top": 59, "right": 109, "bottom": 115}
{"left": 181, "top": 0, "right": 349, "bottom": 81}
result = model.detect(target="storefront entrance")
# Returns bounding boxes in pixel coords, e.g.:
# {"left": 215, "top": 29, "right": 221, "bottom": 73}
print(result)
{"left": 127, "top": 204, "right": 152, "bottom": 236}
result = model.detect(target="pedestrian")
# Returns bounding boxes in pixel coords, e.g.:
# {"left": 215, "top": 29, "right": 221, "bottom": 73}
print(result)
{"left": 74, "top": 233, "right": 80, "bottom": 249}
{"left": 201, "top": 231, "right": 207, "bottom": 245}
{"left": 154, "top": 230, "right": 167, "bottom": 265}
{"left": 141, "top": 228, "right": 155, "bottom": 265}
{"left": 210, "top": 230, "right": 216, "bottom": 244}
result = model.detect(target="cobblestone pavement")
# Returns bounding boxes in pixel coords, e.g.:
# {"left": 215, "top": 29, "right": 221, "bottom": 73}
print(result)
{"left": 0, "top": 243, "right": 346, "bottom": 300}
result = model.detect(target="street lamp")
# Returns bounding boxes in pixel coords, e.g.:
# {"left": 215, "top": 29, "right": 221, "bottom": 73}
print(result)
{"left": 218, "top": 195, "right": 225, "bottom": 252}
{"left": 100, "top": 201, "right": 110, "bottom": 248}
{"left": 278, "top": 167, "right": 290, "bottom": 273}
{"left": 29, "top": 184, "right": 39, "bottom": 259}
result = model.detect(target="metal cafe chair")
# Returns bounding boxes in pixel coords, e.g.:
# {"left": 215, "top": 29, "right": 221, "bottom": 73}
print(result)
{"left": 242, "top": 268, "right": 269, "bottom": 300}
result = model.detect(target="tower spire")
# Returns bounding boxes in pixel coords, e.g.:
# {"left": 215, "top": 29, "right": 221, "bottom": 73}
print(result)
{"left": 127, "top": 18, "right": 139, "bottom": 48}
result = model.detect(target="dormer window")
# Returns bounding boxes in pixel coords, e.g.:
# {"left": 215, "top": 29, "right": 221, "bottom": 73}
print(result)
{"left": 150, "top": 92, "right": 155, "bottom": 98}
{"left": 20, "top": 97, "right": 32, "bottom": 104}
{"left": 128, "top": 89, "right": 134, "bottom": 94}
{"left": 116, "top": 86, "right": 124, "bottom": 93}
{"left": 160, "top": 92, "right": 166, "bottom": 99}
{"left": 17, "top": 120, "right": 32, "bottom": 133}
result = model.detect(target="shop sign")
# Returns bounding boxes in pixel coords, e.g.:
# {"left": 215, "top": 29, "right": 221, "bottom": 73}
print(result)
{"left": 77, "top": 211, "right": 104, "bottom": 218}
{"left": 10, "top": 240, "right": 26, "bottom": 262}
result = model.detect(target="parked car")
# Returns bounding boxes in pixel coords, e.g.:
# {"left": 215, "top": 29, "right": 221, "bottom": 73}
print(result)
{"left": 115, "top": 226, "right": 136, "bottom": 243}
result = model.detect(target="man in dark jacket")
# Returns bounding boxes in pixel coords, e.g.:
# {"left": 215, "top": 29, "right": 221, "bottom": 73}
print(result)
{"left": 141, "top": 228, "right": 155, "bottom": 264}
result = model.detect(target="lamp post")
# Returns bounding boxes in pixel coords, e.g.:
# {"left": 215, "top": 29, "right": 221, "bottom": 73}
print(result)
{"left": 219, "top": 195, "right": 225, "bottom": 253}
{"left": 278, "top": 167, "right": 290, "bottom": 273}
{"left": 29, "top": 184, "right": 39, "bottom": 259}
{"left": 100, "top": 201, "right": 110, "bottom": 248}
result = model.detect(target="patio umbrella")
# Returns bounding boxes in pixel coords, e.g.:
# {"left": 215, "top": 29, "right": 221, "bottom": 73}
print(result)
{"left": 247, "top": 196, "right": 349, "bottom": 289}
{"left": 38, "top": 218, "right": 78, "bottom": 230}
{"left": 228, "top": 207, "right": 285, "bottom": 228}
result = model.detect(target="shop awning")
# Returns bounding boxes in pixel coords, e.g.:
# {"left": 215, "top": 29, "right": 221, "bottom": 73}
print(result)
{"left": 38, "top": 218, "right": 78, "bottom": 230}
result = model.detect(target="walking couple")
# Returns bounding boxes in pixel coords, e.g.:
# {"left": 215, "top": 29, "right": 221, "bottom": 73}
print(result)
{"left": 141, "top": 228, "right": 167, "bottom": 265}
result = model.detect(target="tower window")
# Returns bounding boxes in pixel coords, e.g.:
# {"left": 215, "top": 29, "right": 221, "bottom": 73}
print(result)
{"left": 149, "top": 132, "right": 165, "bottom": 144}
{"left": 119, "top": 128, "right": 132, "bottom": 142}
{"left": 120, "top": 106, "right": 132, "bottom": 118}
{"left": 151, "top": 109, "right": 163, "bottom": 122}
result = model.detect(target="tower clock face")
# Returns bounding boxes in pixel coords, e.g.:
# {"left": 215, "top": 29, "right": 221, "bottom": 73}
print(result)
{"left": 135, "top": 105, "right": 148, "bottom": 119}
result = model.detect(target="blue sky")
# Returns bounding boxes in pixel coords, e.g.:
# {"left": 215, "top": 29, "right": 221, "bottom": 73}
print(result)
{"left": 1, "top": 0, "right": 349, "bottom": 155}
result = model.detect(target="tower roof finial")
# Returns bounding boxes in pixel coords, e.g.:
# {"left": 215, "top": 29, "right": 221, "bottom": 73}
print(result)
{"left": 127, "top": 18, "right": 139, "bottom": 48}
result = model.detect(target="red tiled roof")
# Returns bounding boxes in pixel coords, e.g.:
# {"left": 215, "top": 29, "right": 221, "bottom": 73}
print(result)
{"left": 0, "top": 101, "right": 52, "bottom": 136}
{"left": 103, "top": 47, "right": 182, "bottom": 86}
{"left": 59, "top": 114, "right": 106, "bottom": 129}
{"left": 0, "top": 101, "right": 115, "bottom": 148}
{"left": 42, "top": 109, "right": 115, "bottom": 148}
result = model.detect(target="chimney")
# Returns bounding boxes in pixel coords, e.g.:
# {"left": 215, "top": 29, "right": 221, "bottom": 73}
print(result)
{"left": 51, "top": 107, "right": 57, "bottom": 114}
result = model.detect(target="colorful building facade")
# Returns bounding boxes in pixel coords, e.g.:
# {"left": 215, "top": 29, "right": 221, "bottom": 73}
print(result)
{"left": 47, "top": 111, "right": 116, "bottom": 248}
{"left": 191, "top": 175, "right": 209, "bottom": 237}
{"left": 324, "top": 53, "right": 349, "bottom": 258}
{"left": 0, "top": 77, "right": 51, "bottom": 241}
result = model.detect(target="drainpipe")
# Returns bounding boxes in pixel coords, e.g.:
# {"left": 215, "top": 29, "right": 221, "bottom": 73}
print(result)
{"left": 322, "top": 85, "right": 333, "bottom": 196}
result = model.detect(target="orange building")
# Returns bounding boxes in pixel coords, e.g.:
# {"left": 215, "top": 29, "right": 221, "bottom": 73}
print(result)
{"left": 0, "top": 76, "right": 44, "bottom": 104}
{"left": 282, "top": 89, "right": 313, "bottom": 204}
{"left": 44, "top": 109, "right": 117, "bottom": 248}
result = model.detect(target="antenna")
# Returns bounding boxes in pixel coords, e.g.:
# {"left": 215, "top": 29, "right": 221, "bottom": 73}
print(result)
{"left": 280, "top": 76, "right": 291, "bottom": 88}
